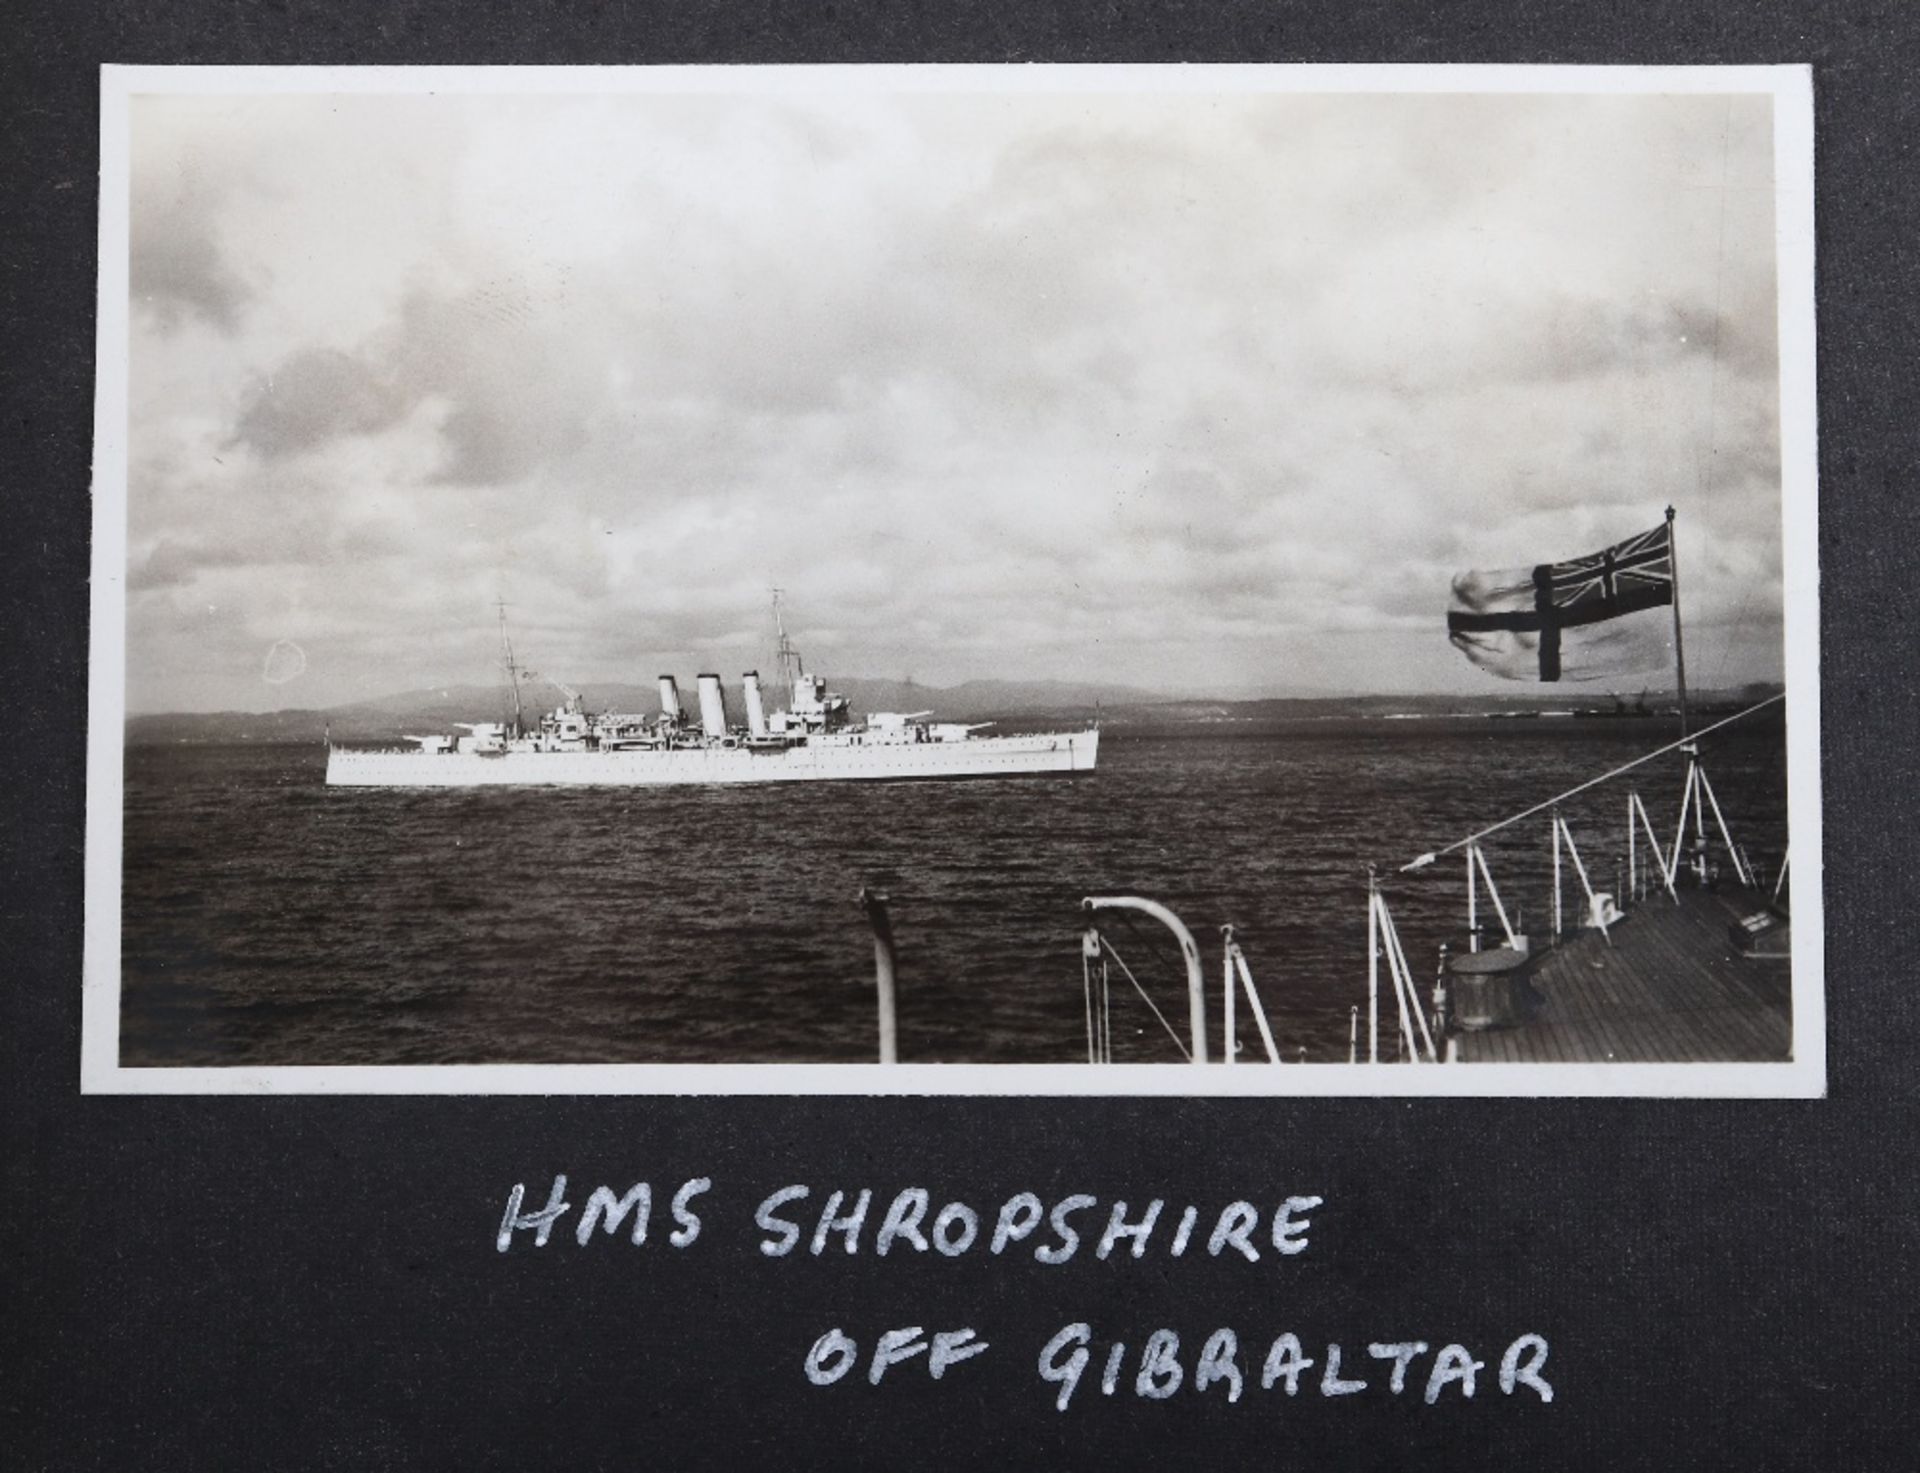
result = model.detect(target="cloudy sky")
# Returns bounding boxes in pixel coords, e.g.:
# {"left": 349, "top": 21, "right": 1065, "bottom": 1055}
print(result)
{"left": 121, "top": 79, "right": 1787, "bottom": 712}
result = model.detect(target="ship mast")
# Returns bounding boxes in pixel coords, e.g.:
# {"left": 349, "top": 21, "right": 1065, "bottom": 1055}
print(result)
{"left": 772, "top": 587, "right": 804, "bottom": 706}
{"left": 496, "top": 597, "right": 524, "bottom": 738}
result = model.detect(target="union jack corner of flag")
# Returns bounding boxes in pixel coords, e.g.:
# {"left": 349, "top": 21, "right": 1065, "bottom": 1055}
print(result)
{"left": 1543, "top": 521, "right": 1673, "bottom": 621}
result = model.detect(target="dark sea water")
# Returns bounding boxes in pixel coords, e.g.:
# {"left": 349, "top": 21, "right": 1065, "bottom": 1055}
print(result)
{"left": 120, "top": 717, "right": 1789, "bottom": 1067}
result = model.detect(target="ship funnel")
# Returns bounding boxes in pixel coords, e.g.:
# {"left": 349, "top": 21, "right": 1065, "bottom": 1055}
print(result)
{"left": 742, "top": 671, "right": 768, "bottom": 738}
{"left": 696, "top": 673, "right": 728, "bottom": 738}
{"left": 658, "top": 675, "right": 683, "bottom": 722}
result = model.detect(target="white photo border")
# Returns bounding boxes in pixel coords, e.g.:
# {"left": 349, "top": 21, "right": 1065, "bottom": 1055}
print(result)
{"left": 83, "top": 62, "right": 1823, "bottom": 1097}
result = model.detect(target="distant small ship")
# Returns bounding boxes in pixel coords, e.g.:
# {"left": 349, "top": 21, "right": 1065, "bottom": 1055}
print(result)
{"left": 1485, "top": 690, "right": 1659, "bottom": 721}
{"left": 1571, "top": 689, "right": 1657, "bottom": 720}
{"left": 324, "top": 598, "right": 1099, "bottom": 788}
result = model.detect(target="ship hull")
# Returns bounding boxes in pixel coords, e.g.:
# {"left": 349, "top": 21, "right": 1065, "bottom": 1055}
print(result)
{"left": 325, "top": 729, "right": 1098, "bottom": 787}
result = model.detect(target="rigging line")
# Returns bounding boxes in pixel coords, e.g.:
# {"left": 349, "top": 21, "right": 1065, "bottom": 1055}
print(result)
{"left": 1399, "top": 692, "right": 1784, "bottom": 870}
{"left": 1699, "top": 95, "right": 1734, "bottom": 507}
{"left": 1723, "top": 729, "right": 1787, "bottom": 847}
{"left": 1108, "top": 908, "right": 1189, "bottom": 1019}
{"left": 1114, "top": 906, "right": 1185, "bottom": 986}
{"left": 1704, "top": 578, "right": 1758, "bottom": 694}
{"left": 1100, "top": 938, "right": 1193, "bottom": 1062}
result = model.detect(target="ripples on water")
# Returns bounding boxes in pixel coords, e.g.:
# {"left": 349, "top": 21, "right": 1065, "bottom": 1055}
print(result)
{"left": 120, "top": 719, "right": 1788, "bottom": 1068}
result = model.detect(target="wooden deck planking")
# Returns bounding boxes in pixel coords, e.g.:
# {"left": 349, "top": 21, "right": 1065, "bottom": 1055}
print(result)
{"left": 1579, "top": 980, "right": 1643, "bottom": 1063}
{"left": 1620, "top": 897, "right": 1775, "bottom": 1058}
{"left": 1453, "top": 887, "right": 1792, "bottom": 1065}
{"left": 1544, "top": 965, "right": 1618, "bottom": 1059}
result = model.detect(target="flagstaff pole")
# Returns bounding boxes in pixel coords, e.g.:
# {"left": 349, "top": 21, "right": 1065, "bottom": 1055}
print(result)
{"left": 1666, "top": 505, "right": 1690, "bottom": 738}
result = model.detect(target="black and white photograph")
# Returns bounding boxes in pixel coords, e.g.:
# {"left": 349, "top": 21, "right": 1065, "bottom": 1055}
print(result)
{"left": 84, "top": 64, "right": 1821, "bottom": 1094}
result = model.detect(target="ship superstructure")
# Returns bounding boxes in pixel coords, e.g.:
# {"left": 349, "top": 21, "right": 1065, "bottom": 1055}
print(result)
{"left": 325, "top": 600, "right": 1098, "bottom": 787}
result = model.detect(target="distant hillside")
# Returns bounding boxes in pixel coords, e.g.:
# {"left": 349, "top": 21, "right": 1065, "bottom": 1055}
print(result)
{"left": 125, "top": 679, "right": 1783, "bottom": 747}
{"left": 1091, "top": 684, "right": 1785, "bottom": 734}
{"left": 841, "top": 677, "right": 1161, "bottom": 716}
{"left": 125, "top": 674, "right": 1161, "bottom": 746}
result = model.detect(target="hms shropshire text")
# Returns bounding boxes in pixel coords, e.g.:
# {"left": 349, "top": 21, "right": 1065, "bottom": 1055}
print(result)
{"left": 495, "top": 1177, "right": 1555, "bottom": 1412}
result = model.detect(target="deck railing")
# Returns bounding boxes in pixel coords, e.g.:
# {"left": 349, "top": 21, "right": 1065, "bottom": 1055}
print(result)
{"left": 1078, "top": 898, "right": 1289, "bottom": 1066}
{"left": 1383, "top": 692, "right": 1786, "bottom": 1062}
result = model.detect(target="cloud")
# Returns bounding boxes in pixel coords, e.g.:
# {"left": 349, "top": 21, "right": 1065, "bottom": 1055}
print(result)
{"left": 130, "top": 185, "right": 250, "bottom": 332}
{"left": 127, "top": 538, "right": 202, "bottom": 591}
{"left": 1488, "top": 294, "right": 1778, "bottom": 388}
{"left": 231, "top": 348, "right": 408, "bottom": 457}
{"left": 121, "top": 86, "right": 1791, "bottom": 711}
{"left": 389, "top": 287, "right": 600, "bottom": 485}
